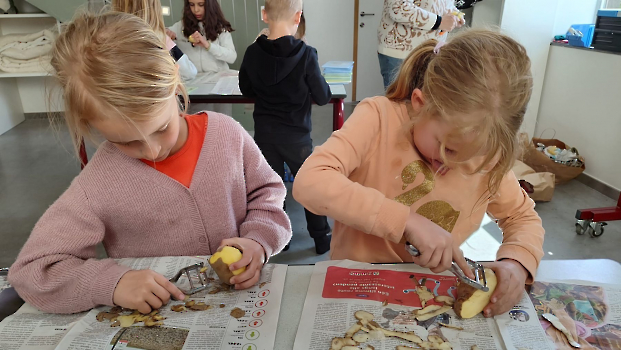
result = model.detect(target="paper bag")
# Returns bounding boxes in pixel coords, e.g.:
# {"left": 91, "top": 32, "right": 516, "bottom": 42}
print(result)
{"left": 512, "top": 160, "right": 555, "bottom": 202}
{"left": 518, "top": 133, "right": 585, "bottom": 184}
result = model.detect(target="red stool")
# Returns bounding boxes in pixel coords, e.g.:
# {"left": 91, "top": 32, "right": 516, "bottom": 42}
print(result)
{"left": 575, "top": 193, "right": 621, "bottom": 237}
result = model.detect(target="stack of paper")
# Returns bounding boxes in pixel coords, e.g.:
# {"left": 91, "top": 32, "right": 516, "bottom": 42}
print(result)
{"left": 322, "top": 61, "right": 354, "bottom": 84}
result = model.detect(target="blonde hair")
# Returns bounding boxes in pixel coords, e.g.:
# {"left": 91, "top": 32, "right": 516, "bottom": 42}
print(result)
{"left": 111, "top": 0, "right": 167, "bottom": 43}
{"left": 265, "top": 0, "right": 303, "bottom": 22}
{"left": 387, "top": 29, "right": 533, "bottom": 196}
{"left": 50, "top": 11, "right": 187, "bottom": 159}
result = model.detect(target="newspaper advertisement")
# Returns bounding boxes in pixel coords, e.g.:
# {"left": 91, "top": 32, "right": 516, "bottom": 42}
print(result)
{"left": 293, "top": 260, "right": 550, "bottom": 350}
{"left": 0, "top": 256, "right": 287, "bottom": 350}
{"left": 527, "top": 279, "right": 621, "bottom": 350}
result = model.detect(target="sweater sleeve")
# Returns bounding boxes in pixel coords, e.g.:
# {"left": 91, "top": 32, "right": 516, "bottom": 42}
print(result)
{"left": 235, "top": 121, "right": 291, "bottom": 257}
{"left": 486, "top": 171, "right": 545, "bottom": 284}
{"left": 386, "top": 0, "right": 439, "bottom": 30}
{"left": 209, "top": 31, "right": 237, "bottom": 65}
{"left": 169, "top": 21, "right": 183, "bottom": 39}
{"left": 293, "top": 99, "right": 410, "bottom": 243}
{"left": 177, "top": 54, "right": 198, "bottom": 81}
{"left": 305, "top": 48, "right": 332, "bottom": 106}
{"left": 8, "top": 181, "right": 131, "bottom": 314}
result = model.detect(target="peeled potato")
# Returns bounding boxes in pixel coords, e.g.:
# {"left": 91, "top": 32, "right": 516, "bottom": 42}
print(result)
{"left": 453, "top": 268, "right": 497, "bottom": 319}
{"left": 209, "top": 246, "right": 246, "bottom": 285}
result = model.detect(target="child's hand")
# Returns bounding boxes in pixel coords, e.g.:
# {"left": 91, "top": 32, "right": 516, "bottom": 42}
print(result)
{"left": 218, "top": 238, "right": 266, "bottom": 290}
{"left": 482, "top": 259, "right": 528, "bottom": 317}
{"left": 438, "top": 14, "right": 459, "bottom": 32}
{"left": 191, "top": 31, "right": 210, "bottom": 49}
{"left": 404, "top": 211, "right": 474, "bottom": 278}
{"left": 166, "top": 29, "right": 176, "bottom": 40}
{"left": 113, "top": 270, "right": 185, "bottom": 314}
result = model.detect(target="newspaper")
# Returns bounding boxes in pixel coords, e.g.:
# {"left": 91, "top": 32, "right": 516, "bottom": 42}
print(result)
{"left": 0, "top": 256, "right": 287, "bottom": 350}
{"left": 211, "top": 76, "right": 241, "bottom": 95}
{"left": 0, "top": 270, "right": 9, "bottom": 293}
{"left": 293, "top": 260, "right": 550, "bottom": 350}
{"left": 527, "top": 279, "right": 621, "bottom": 350}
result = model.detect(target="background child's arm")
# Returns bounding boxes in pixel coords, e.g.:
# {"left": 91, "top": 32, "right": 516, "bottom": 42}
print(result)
{"left": 305, "top": 48, "right": 332, "bottom": 106}
{"left": 486, "top": 171, "right": 545, "bottom": 283}
{"left": 293, "top": 99, "right": 409, "bottom": 244}
{"left": 7, "top": 182, "right": 131, "bottom": 314}
{"left": 208, "top": 31, "right": 237, "bottom": 64}
{"left": 386, "top": 0, "right": 441, "bottom": 31}
{"left": 238, "top": 52, "right": 255, "bottom": 97}
{"left": 231, "top": 117, "right": 291, "bottom": 256}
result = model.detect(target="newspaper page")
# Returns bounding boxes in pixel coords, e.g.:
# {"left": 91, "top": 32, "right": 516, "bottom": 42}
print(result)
{"left": 0, "top": 303, "right": 85, "bottom": 350}
{"left": 293, "top": 260, "right": 509, "bottom": 350}
{"left": 0, "top": 256, "right": 287, "bottom": 350}
{"left": 495, "top": 291, "right": 556, "bottom": 350}
{"left": 526, "top": 279, "right": 621, "bottom": 350}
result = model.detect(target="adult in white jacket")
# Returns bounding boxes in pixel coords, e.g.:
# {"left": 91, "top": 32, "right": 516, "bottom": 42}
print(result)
{"left": 378, "top": 0, "right": 464, "bottom": 89}
{"left": 167, "top": 0, "right": 237, "bottom": 77}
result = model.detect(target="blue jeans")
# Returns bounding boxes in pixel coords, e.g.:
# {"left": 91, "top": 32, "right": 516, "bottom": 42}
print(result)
{"left": 378, "top": 53, "right": 403, "bottom": 89}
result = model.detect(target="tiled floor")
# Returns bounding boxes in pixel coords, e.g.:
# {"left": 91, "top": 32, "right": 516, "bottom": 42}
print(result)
{"left": 0, "top": 104, "right": 619, "bottom": 269}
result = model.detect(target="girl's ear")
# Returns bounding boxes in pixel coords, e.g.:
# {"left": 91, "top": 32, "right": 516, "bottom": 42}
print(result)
{"left": 410, "top": 88, "right": 425, "bottom": 113}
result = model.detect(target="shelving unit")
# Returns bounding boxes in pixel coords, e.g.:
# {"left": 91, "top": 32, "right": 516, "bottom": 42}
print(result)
{"left": 0, "top": 12, "right": 60, "bottom": 135}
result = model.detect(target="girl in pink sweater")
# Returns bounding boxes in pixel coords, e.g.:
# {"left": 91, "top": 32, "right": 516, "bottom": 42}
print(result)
{"left": 8, "top": 12, "right": 291, "bottom": 314}
{"left": 294, "top": 30, "right": 544, "bottom": 318}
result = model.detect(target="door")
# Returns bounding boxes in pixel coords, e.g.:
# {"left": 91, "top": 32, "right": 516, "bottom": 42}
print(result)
{"left": 354, "top": 0, "right": 386, "bottom": 101}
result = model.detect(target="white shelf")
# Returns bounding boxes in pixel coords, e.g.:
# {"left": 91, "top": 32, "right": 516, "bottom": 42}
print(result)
{"left": 0, "top": 72, "right": 51, "bottom": 78}
{"left": 0, "top": 14, "right": 53, "bottom": 19}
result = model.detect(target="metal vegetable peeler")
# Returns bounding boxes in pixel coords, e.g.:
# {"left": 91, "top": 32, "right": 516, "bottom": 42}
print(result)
{"left": 169, "top": 262, "right": 209, "bottom": 295}
{"left": 405, "top": 242, "right": 489, "bottom": 292}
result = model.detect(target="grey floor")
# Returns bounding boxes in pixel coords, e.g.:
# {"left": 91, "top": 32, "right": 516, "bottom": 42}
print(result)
{"left": 0, "top": 104, "right": 620, "bottom": 269}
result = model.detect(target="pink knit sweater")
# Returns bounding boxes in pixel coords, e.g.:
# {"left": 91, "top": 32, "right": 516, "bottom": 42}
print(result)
{"left": 8, "top": 113, "right": 292, "bottom": 313}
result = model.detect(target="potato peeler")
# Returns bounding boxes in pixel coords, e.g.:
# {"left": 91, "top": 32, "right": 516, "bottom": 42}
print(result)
{"left": 169, "top": 262, "right": 209, "bottom": 295}
{"left": 405, "top": 242, "right": 489, "bottom": 292}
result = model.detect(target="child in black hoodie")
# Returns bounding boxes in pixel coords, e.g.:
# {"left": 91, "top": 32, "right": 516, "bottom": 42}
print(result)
{"left": 239, "top": 0, "right": 332, "bottom": 254}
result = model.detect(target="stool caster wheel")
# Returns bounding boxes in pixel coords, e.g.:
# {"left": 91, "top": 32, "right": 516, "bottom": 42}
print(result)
{"left": 589, "top": 221, "right": 606, "bottom": 237}
{"left": 575, "top": 219, "right": 589, "bottom": 235}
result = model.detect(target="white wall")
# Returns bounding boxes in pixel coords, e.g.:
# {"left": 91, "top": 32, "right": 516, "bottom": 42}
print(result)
{"left": 553, "top": 0, "right": 599, "bottom": 35}
{"left": 471, "top": 0, "right": 503, "bottom": 28}
{"left": 500, "top": 0, "right": 560, "bottom": 137}
{"left": 537, "top": 45, "right": 621, "bottom": 191}
{"left": 304, "top": 0, "right": 354, "bottom": 102}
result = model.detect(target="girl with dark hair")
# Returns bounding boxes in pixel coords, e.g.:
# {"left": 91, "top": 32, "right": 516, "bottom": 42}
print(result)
{"left": 167, "top": 0, "right": 236, "bottom": 76}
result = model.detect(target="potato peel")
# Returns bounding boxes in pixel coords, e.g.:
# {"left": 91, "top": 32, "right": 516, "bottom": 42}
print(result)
{"left": 329, "top": 337, "right": 356, "bottom": 350}
{"left": 439, "top": 322, "right": 464, "bottom": 331}
{"left": 434, "top": 296, "right": 455, "bottom": 306}
{"left": 415, "top": 305, "right": 452, "bottom": 321}
{"left": 414, "top": 304, "right": 442, "bottom": 315}
{"left": 415, "top": 286, "right": 434, "bottom": 308}
{"left": 344, "top": 322, "right": 362, "bottom": 338}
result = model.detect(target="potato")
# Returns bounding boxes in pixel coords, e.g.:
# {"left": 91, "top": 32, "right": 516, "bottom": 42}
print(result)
{"left": 454, "top": 268, "right": 497, "bottom": 319}
{"left": 209, "top": 246, "right": 246, "bottom": 285}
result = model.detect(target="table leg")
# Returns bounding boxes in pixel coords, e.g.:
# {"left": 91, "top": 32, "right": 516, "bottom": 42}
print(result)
{"left": 79, "top": 140, "right": 88, "bottom": 169}
{"left": 332, "top": 98, "right": 344, "bottom": 131}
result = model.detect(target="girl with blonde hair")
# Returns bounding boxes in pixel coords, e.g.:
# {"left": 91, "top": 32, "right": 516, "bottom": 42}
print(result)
{"left": 8, "top": 12, "right": 291, "bottom": 314}
{"left": 112, "top": 0, "right": 197, "bottom": 81}
{"left": 294, "top": 29, "right": 545, "bottom": 318}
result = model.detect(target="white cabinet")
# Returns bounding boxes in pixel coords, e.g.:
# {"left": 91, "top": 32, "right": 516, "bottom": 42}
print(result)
{"left": 0, "top": 14, "right": 60, "bottom": 135}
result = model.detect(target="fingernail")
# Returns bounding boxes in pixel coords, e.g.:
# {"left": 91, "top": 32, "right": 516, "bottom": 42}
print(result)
{"left": 491, "top": 297, "right": 497, "bottom": 303}
{"left": 178, "top": 294, "right": 185, "bottom": 300}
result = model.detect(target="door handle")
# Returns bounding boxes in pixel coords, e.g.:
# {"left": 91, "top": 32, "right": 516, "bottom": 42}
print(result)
{"left": 360, "top": 12, "right": 375, "bottom": 17}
